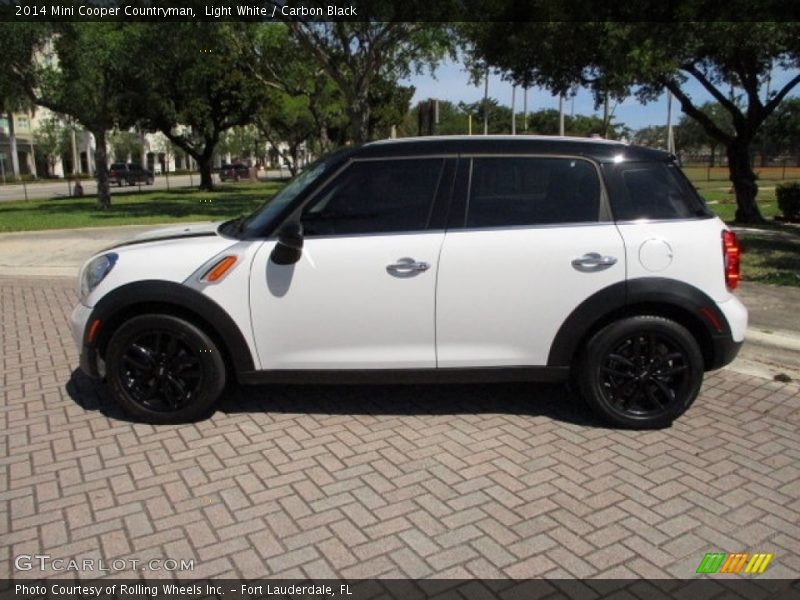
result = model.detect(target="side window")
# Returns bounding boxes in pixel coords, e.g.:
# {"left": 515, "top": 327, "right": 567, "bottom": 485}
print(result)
{"left": 301, "top": 158, "right": 443, "bottom": 236}
{"left": 609, "top": 161, "right": 708, "bottom": 220}
{"left": 466, "top": 157, "right": 600, "bottom": 228}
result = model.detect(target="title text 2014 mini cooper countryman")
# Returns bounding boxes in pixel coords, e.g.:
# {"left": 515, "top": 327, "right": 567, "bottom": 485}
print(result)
{"left": 71, "top": 137, "right": 747, "bottom": 428}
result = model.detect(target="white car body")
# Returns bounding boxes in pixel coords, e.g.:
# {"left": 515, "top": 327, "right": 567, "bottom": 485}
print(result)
{"left": 70, "top": 136, "right": 747, "bottom": 427}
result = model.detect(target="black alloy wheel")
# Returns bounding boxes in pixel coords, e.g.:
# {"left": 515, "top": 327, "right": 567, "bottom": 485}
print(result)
{"left": 577, "top": 316, "right": 704, "bottom": 428}
{"left": 105, "top": 314, "right": 226, "bottom": 423}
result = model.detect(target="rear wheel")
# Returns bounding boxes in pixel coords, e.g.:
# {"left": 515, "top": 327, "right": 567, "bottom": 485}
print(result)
{"left": 105, "top": 314, "right": 226, "bottom": 423}
{"left": 576, "top": 316, "right": 704, "bottom": 429}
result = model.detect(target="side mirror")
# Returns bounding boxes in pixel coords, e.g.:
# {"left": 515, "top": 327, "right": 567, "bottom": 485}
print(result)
{"left": 270, "top": 222, "right": 304, "bottom": 265}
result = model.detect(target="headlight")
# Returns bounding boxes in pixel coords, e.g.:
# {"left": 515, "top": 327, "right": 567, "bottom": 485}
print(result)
{"left": 79, "top": 253, "right": 118, "bottom": 299}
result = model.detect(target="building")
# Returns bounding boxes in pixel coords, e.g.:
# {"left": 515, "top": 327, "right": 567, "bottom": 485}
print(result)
{"left": 0, "top": 112, "right": 37, "bottom": 180}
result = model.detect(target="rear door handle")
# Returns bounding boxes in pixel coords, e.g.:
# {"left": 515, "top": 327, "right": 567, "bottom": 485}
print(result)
{"left": 572, "top": 252, "right": 618, "bottom": 270}
{"left": 386, "top": 257, "right": 430, "bottom": 276}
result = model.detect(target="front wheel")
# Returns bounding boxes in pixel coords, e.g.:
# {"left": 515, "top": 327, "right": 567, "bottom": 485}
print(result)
{"left": 575, "top": 316, "right": 704, "bottom": 429}
{"left": 105, "top": 314, "right": 226, "bottom": 424}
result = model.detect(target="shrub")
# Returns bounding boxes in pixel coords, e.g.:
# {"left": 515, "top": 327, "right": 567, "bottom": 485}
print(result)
{"left": 777, "top": 183, "right": 800, "bottom": 220}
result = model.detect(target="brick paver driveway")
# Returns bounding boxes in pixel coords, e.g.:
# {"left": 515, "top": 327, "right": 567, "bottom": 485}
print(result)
{"left": 2, "top": 277, "right": 799, "bottom": 579}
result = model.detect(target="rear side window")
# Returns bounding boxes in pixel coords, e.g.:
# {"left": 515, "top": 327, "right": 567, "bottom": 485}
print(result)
{"left": 466, "top": 157, "right": 600, "bottom": 228}
{"left": 301, "top": 158, "right": 444, "bottom": 236}
{"left": 608, "top": 161, "right": 709, "bottom": 221}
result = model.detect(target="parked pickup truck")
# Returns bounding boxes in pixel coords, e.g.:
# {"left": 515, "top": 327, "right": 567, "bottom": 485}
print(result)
{"left": 107, "top": 163, "right": 154, "bottom": 186}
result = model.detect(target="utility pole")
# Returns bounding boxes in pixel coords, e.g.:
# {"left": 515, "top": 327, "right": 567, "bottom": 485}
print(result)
{"left": 666, "top": 90, "right": 675, "bottom": 155}
{"left": 523, "top": 86, "right": 528, "bottom": 133}
{"left": 483, "top": 64, "right": 489, "bottom": 135}
{"left": 511, "top": 85, "right": 516, "bottom": 135}
{"left": 559, "top": 95, "right": 565, "bottom": 136}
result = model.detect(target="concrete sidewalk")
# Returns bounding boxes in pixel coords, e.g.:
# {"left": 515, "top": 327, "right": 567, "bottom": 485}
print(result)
{"left": 1, "top": 222, "right": 798, "bottom": 381}
{"left": 0, "top": 222, "right": 210, "bottom": 277}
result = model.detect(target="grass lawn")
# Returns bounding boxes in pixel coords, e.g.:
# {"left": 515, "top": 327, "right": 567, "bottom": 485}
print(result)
{"left": 0, "top": 182, "right": 282, "bottom": 233}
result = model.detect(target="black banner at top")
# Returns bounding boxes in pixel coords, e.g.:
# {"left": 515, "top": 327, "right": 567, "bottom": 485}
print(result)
{"left": 2, "top": 0, "right": 800, "bottom": 22}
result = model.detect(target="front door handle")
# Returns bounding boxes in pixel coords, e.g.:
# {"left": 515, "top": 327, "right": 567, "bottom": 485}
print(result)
{"left": 572, "top": 252, "right": 618, "bottom": 271}
{"left": 386, "top": 257, "right": 430, "bottom": 277}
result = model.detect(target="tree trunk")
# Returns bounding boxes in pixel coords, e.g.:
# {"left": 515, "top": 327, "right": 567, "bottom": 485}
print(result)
{"left": 709, "top": 145, "right": 716, "bottom": 168}
{"left": 349, "top": 94, "right": 371, "bottom": 144}
{"left": 289, "top": 144, "right": 299, "bottom": 176}
{"left": 94, "top": 129, "right": 111, "bottom": 209}
{"left": 198, "top": 155, "right": 214, "bottom": 190}
{"left": 727, "top": 140, "right": 763, "bottom": 224}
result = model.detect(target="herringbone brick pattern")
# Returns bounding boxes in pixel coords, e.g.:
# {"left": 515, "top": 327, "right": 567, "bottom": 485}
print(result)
{"left": 2, "top": 277, "right": 799, "bottom": 579}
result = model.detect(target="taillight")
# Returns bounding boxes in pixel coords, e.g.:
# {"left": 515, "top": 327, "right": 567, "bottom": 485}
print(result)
{"left": 722, "top": 230, "right": 740, "bottom": 290}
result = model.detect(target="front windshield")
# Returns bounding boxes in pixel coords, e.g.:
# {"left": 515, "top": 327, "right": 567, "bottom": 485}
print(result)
{"left": 240, "top": 154, "right": 342, "bottom": 237}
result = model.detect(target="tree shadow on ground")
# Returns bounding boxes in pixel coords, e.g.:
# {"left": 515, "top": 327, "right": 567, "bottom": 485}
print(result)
{"left": 65, "top": 369, "right": 604, "bottom": 428}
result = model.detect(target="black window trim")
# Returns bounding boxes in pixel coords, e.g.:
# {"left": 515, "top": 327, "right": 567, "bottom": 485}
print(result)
{"left": 277, "top": 154, "right": 459, "bottom": 240}
{"left": 447, "top": 153, "right": 614, "bottom": 232}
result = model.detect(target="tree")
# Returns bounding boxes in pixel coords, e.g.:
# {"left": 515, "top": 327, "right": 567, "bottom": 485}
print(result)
{"left": 109, "top": 130, "right": 142, "bottom": 163}
{"left": 253, "top": 89, "right": 320, "bottom": 176}
{"left": 766, "top": 97, "right": 800, "bottom": 163}
{"left": 0, "top": 24, "right": 43, "bottom": 179}
{"left": 33, "top": 115, "right": 72, "bottom": 176}
{"left": 674, "top": 102, "right": 733, "bottom": 167}
{"left": 217, "top": 126, "right": 260, "bottom": 163}
{"left": 236, "top": 23, "right": 348, "bottom": 154}
{"left": 285, "top": 21, "right": 453, "bottom": 143}
{"left": 3, "top": 23, "right": 135, "bottom": 207}
{"left": 462, "top": 12, "right": 800, "bottom": 223}
{"left": 127, "top": 23, "right": 268, "bottom": 190}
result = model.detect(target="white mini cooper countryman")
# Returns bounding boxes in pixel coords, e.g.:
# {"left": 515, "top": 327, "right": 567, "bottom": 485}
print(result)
{"left": 71, "top": 136, "right": 747, "bottom": 428}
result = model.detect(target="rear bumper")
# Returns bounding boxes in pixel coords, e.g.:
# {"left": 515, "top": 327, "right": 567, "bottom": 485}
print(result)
{"left": 706, "top": 294, "right": 746, "bottom": 370}
{"left": 708, "top": 334, "right": 744, "bottom": 371}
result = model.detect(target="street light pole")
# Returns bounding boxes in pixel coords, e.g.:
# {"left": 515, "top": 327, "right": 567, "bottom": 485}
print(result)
{"left": 511, "top": 85, "right": 516, "bottom": 135}
{"left": 666, "top": 90, "right": 675, "bottom": 155}
{"left": 483, "top": 64, "right": 489, "bottom": 135}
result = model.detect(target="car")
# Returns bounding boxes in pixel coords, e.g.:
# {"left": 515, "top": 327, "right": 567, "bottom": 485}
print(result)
{"left": 70, "top": 136, "right": 746, "bottom": 428}
{"left": 107, "top": 162, "right": 154, "bottom": 186}
{"left": 219, "top": 162, "right": 250, "bottom": 182}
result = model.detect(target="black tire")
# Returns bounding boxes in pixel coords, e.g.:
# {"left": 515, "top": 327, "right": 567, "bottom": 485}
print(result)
{"left": 147, "top": 177, "right": 154, "bottom": 185}
{"left": 105, "top": 314, "right": 226, "bottom": 424}
{"left": 575, "top": 316, "right": 704, "bottom": 429}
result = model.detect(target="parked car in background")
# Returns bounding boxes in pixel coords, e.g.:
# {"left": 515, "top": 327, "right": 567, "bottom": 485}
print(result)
{"left": 219, "top": 163, "right": 250, "bottom": 182}
{"left": 107, "top": 163, "right": 154, "bottom": 186}
{"left": 72, "top": 136, "right": 746, "bottom": 428}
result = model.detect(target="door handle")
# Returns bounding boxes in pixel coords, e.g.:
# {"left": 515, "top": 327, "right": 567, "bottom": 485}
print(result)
{"left": 572, "top": 252, "right": 618, "bottom": 270}
{"left": 386, "top": 257, "right": 430, "bottom": 276}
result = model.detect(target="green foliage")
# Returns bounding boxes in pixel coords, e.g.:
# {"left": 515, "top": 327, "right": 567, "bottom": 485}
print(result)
{"left": 126, "top": 23, "right": 270, "bottom": 189}
{"left": 777, "top": 182, "right": 800, "bottom": 219}
{"left": 459, "top": 10, "right": 800, "bottom": 223}
{"left": 766, "top": 97, "right": 800, "bottom": 156}
{"left": 33, "top": 116, "right": 74, "bottom": 174}
{"left": 286, "top": 21, "right": 455, "bottom": 142}
{"left": 399, "top": 100, "right": 629, "bottom": 138}
{"left": 109, "top": 130, "right": 142, "bottom": 162}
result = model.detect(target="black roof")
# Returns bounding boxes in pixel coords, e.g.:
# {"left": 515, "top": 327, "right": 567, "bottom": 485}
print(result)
{"left": 345, "top": 135, "right": 670, "bottom": 163}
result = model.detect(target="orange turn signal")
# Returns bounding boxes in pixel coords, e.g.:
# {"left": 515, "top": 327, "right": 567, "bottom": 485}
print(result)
{"left": 202, "top": 256, "right": 237, "bottom": 282}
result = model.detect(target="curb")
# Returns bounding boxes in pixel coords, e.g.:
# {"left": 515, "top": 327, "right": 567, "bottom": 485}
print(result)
{"left": 745, "top": 328, "right": 800, "bottom": 352}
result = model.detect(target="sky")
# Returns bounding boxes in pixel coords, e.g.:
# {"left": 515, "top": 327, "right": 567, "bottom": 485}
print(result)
{"left": 402, "top": 59, "right": 800, "bottom": 133}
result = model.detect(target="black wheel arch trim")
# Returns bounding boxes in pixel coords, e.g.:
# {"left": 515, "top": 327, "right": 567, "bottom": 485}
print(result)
{"left": 84, "top": 280, "right": 255, "bottom": 376}
{"left": 547, "top": 278, "right": 732, "bottom": 369}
